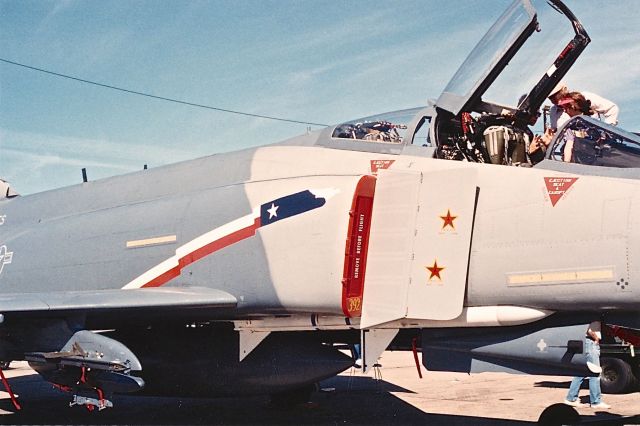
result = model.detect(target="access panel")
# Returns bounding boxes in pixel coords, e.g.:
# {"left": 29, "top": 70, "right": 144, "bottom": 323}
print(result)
{"left": 361, "top": 167, "right": 478, "bottom": 328}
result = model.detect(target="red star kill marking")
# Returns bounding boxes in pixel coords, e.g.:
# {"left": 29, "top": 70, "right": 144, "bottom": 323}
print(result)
{"left": 440, "top": 209, "right": 457, "bottom": 230}
{"left": 426, "top": 260, "right": 444, "bottom": 281}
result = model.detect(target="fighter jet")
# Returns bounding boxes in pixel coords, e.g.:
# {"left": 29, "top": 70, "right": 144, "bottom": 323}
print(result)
{"left": 1, "top": 0, "right": 640, "bottom": 412}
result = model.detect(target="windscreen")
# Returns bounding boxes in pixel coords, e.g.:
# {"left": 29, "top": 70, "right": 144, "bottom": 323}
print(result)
{"left": 331, "top": 107, "right": 424, "bottom": 144}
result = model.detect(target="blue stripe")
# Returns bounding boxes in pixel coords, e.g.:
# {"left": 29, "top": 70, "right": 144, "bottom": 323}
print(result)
{"left": 260, "top": 190, "right": 326, "bottom": 226}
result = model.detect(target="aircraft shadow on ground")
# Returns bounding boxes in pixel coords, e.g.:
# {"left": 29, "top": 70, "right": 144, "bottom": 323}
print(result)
{"left": 1, "top": 373, "right": 535, "bottom": 425}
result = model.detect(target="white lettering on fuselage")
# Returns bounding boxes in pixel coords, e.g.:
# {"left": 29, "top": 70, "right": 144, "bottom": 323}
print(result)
{"left": 353, "top": 213, "right": 367, "bottom": 279}
{"left": 0, "top": 245, "right": 13, "bottom": 275}
{"left": 0, "top": 215, "right": 5, "bottom": 225}
{"left": 354, "top": 257, "right": 360, "bottom": 279}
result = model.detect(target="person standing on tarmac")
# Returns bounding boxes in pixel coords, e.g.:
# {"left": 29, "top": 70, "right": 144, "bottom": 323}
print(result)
{"left": 564, "top": 320, "right": 611, "bottom": 410}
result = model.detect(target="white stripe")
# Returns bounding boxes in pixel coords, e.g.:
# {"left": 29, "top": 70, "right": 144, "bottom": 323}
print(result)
{"left": 121, "top": 188, "right": 335, "bottom": 290}
{"left": 309, "top": 188, "right": 340, "bottom": 200}
{"left": 121, "top": 258, "right": 180, "bottom": 289}
{"left": 122, "top": 210, "right": 258, "bottom": 289}
{"left": 175, "top": 210, "right": 258, "bottom": 259}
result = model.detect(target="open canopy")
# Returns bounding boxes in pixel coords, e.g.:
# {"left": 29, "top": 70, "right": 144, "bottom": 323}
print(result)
{"left": 436, "top": 0, "right": 589, "bottom": 119}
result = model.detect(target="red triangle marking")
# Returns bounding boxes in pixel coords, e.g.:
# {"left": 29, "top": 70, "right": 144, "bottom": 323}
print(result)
{"left": 370, "top": 159, "right": 395, "bottom": 174}
{"left": 544, "top": 177, "right": 578, "bottom": 207}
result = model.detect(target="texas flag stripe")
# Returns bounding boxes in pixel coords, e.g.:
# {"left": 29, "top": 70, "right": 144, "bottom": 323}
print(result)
{"left": 122, "top": 189, "right": 331, "bottom": 289}
{"left": 260, "top": 190, "right": 326, "bottom": 225}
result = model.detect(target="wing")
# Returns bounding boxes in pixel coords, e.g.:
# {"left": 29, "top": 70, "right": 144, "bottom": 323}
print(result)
{"left": 0, "top": 286, "right": 239, "bottom": 409}
{"left": 0, "top": 286, "right": 237, "bottom": 315}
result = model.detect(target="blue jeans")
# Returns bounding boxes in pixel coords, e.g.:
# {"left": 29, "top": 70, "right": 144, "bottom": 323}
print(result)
{"left": 566, "top": 339, "right": 602, "bottom": 404}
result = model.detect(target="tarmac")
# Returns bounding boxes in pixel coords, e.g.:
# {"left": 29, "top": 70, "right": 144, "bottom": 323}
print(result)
{"left": 0, "top": 351, "right": 638, "bottom": 425}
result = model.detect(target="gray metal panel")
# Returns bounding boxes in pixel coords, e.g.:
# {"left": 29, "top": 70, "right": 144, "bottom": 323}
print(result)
{"left": 422, "top": 314, "right": 597, "bottom": 377}
{"left": 400, "top": 145, "right": 436, "bottom": 157}
{"left": 362, "top": 167, "right": 477, "bottom": 328}
{"left": 179, "top": 185, "right": 278, "bottom": 311}
{"left": 0, "top": 147, "right": 280, "bottom": 312}
{"left": 0, "top": 287, "right": 237, "bottom": 313}
{"left": 2, "top": 146, "right": 260, "bottom": 222}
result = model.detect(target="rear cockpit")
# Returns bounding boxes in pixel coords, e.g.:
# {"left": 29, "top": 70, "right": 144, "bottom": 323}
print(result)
{"left": 548, "top": 116, "right": 640, "bottom": 168}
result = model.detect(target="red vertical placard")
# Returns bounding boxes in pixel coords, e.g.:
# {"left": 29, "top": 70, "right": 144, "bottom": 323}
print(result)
{"left": 342, "top": 175, "right": 376, "bottom": 317}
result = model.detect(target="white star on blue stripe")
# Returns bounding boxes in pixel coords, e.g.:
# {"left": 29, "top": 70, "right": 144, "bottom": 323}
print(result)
{"left": 267, "top": 203, "right": 279, "bottom": 219}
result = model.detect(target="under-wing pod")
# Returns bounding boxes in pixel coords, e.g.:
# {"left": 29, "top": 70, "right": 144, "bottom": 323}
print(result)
{"left": 421, "top": 314, "right": 604, "bottom": 377}
{"left": 27, "top": 330, "right": 145, "bottom": 410}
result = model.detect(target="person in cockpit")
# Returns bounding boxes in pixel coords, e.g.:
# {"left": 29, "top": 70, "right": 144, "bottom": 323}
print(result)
{"left": 548, "top": 82, "right": 619, "bottom": 132}
{"left": 556, "top": 92, "right": 602, "bottom": 162}
{"left": 528, "top": 91, "right": 602, "bottom": 163}
{"left": 557, "top": 92, "right": 596, "bottom": 120}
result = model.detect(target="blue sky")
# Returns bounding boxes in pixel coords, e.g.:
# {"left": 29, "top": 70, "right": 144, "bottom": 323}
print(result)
{"left": 1, "top": 0, "right": 639, "bottom": 195}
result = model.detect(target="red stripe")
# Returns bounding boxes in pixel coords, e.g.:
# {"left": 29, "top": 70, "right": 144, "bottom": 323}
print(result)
{"left": 141, "top": 217, "right": 261, "bottom": 288}
{"left": 141, "top": 266, "right": 181, "bottom": 288}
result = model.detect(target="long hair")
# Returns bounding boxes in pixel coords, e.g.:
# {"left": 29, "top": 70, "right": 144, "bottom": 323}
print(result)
{"left": 564, "top": 92, "right": 596, "bottom": 116}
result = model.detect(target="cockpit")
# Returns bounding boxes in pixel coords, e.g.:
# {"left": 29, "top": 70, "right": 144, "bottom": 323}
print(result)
{"left": 549, "top": 117, "right": 640, "bottom": 168}
{"left": 323, "top": 0, "right": 585, "bottom": 161}
{"left": 330, "top": 107, "right": 430, "bottom": 146}
{"left": 333, "top": 121, "right": 404, "bottom": 144}
{"left": 320, "top": 0, "right": 640, "bottom": 171}
{"left": 425, "top": 0, "right": 590, "bottom": 167}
